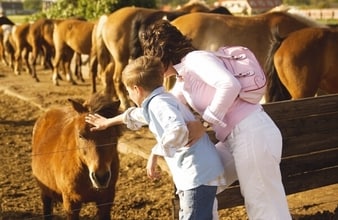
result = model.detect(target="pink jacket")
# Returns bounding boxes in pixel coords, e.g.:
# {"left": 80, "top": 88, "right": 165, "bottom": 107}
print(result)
{"left": 171, "top": 50, "right": 261, "bottom": 142}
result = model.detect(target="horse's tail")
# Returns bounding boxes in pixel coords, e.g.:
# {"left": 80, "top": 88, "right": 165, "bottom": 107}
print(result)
{"left": 264, "top": 27, "right": 292, "bottom": 102}
{"left": 129, "top": 11, "right": 170, "bottom": 60}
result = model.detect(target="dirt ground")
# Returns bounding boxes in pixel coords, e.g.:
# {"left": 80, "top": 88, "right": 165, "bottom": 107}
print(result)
{"left": 0, "top": 63, "right": 337, "bottom": 220}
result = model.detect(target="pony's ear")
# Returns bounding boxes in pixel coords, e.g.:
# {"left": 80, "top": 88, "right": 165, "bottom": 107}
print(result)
{"left": 68, "top": 98, "right": 88, "bottom": 113}
{"left": 112, "top": 100, "right": 121, "bottom": 110}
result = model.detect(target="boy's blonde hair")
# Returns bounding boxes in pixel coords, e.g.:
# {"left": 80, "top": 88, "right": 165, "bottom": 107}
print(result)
{"left": 122, "top": 55, "right": 164, "bottom": 92}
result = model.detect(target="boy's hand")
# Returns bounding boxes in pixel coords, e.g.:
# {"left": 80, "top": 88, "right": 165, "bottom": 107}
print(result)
{"left": 85, "top": 114, "right": 109, "bottom": 131}
{"left": 146, "top": 153, "right": 161, "bottom": 180}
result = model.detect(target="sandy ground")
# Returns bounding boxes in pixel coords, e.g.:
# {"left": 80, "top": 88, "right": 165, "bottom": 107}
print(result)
{"left": 0, "top": 63, "right": 337, "bottom": 219}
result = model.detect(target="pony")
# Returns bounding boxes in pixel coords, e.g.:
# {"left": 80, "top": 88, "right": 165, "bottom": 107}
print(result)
{"left": 52, "top": 18, "right": 95, "bottom": 85}
{"left": 95, "top": 3, "right": 231, "bottom": 110}
{"left": 31, "top": 93, "right": 121, "bottom": 220}
{"left": 265, "top": 27, "right": 338, "bottom": 102}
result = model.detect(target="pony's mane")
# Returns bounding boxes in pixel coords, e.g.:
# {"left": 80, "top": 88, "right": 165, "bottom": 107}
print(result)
{"left": 83, "top": 93, "right": 119, "bottom": 117}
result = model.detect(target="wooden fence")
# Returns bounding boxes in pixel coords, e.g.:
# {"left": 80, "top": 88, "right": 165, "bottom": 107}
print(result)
{"left": 172, "top": 94, "right": 338, "bottom": 218}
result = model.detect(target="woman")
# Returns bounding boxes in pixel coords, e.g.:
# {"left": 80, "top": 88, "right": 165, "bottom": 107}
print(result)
{"left": 140, "top": 19, "right": 291, "bottom": 220}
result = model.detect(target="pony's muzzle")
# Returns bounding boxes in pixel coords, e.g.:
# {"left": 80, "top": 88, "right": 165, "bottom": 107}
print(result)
{"left": 90, "top": 170, "right": 111, "bottom": 189}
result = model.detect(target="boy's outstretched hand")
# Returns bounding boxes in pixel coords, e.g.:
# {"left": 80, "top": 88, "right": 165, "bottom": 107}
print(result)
{"left": 146, "top": 153, "right": 161, "bottom": 180}
{"left": 85, "top": 113, "right": 109, "bottom": 131}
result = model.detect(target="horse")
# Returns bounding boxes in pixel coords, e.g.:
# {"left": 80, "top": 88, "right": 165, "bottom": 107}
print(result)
{"left": 52, "top": 18, "right": 95, "bottom": 85}
{"left": 265, "top": 27, "right": 338, "bottom": 102}
{"left": 31, "top": 93, "right": 121, "bottom": 220}
{"left": 170, "top": 11, "right": 326, "bottom": 69}
{"left": 95, "top": 3, "right": 231, "bottom": 110}
{"left": 10, "top": 23, "right": 34, "bottom": 78}
{"left": 26, "top": 18, "right": 61, "bottom": 81}
{"left": 113, "top": 11, "right": 326, "bottom": 106}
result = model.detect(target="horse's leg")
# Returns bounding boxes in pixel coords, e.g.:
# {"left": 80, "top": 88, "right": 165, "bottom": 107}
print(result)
{"left": 74, "top": 52, "right": 85, "bottom": 82}
{"left": 103, "top": 62, "right": 117, "bottom": 98}
{"left": 41, "top": 193, "right": 53, "bottom": 220}
{"left": 96, "top": 200, "right": 113, "bottom": 220}
{"left": 89, "top": 54, "right": 98, "bottom": 93}
{"left": 13, "top": 44, "right": 22, "bottom": 75}
{"left": 64, "top": 49, "right": 76, "bottom": 85}
{"left": 29, "top": 41, "right": 40, "bottom": 82}
{"left": 62, "top": 196, "right": 81, "bottom": 220}
{"left": 52, "top": 45, "right": 63, "bottom": 85}
{"left": 114, "top": 60, "right": 130, "bottom": 110}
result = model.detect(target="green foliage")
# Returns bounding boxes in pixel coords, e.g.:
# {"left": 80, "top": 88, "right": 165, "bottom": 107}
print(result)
{"left": 30, "top": 0, "right": 156, "bottom": 21}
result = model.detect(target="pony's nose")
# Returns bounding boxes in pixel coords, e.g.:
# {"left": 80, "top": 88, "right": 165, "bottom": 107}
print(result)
{"left": 91, "top": 170, "right": 111, "bottom": 188}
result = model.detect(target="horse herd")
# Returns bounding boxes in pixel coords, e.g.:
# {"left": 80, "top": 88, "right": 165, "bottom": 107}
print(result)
{"left": 2, "top": 2, "right": 338, "bottom": 219}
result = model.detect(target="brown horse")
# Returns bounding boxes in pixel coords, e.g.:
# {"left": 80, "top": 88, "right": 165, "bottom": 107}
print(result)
{"left": 52, "top": 18, "right": 95, "bottom": 85}
{"left": 95, "top": 3, "right": 223, "bottom": 110}
{"left": 171, "top": 11, "right": 326, "bottom": 69}
{"left": 26, "top": 18, "right": 62, "bottom": 81}
{"left": 265, "top": 27, "right": 338, "bottom": 102}
{"left": 10, "top": 23, "right": 34, "bottom": 78}
{"left": 31, "top": 93, "right": 121, "bottom": 220}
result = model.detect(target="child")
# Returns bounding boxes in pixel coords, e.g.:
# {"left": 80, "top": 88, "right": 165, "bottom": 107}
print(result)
{"left": 85, "top": 55, "right": 226, "bottom": 220}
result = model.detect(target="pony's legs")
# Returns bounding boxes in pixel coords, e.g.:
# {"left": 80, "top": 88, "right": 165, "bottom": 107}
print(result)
{"left": 41, "top": 193, "right": 53, "bottom": 220}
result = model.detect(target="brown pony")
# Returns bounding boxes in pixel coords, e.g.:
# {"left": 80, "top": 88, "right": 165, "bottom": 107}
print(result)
{"left": 52, "top": 18, "right": 95, "bottom": 85}
{"left": 94, "top": 3, "right": 222, "bottom": 110}
{"left": 31, "top": 93, "right": 121, "bottom": 220}
{"left": 265, "top": 27, "right": 338, "bottom": 102}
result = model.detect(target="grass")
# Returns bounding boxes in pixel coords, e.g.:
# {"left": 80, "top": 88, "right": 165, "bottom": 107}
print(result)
{"left": 7, "top": 14, "right": 32, "bottom": 24}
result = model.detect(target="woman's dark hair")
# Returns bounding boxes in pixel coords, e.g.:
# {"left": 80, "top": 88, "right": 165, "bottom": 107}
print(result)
{"left": 140, "top": 19, "right": 195, "bottom": 69}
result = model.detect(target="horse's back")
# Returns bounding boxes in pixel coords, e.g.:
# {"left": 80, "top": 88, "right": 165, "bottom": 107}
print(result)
{"left": 54, "top": 19, "right": 94, "bottom": 54}
{"left": 274, "top": 27, "right": 338, "bottom": 97}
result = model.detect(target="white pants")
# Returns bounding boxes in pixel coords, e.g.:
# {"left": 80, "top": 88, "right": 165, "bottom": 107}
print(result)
{"left": 216, "top": 109, "right": 291, "bottom": 220}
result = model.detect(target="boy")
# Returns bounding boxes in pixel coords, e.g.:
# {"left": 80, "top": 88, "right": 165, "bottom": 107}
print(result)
{"left": 85, "top": 56, "right": 225, "bottom": 220}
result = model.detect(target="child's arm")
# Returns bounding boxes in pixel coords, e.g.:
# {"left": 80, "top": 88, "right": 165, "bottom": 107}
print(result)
{"left": 85, "top": 113, "right": 124, "bottom": 131}
{"left": 85, "top": 107, "right": 148, "bottom": 131}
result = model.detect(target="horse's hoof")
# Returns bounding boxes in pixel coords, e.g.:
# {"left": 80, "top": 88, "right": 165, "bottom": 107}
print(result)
{"left": 71, "top": 81, "right": 77, "bottom": 85}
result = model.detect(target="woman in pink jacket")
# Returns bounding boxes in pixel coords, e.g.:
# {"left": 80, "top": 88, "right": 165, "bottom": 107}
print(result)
{"left": 140, "top": 19, "right": 291, "bottom": 220}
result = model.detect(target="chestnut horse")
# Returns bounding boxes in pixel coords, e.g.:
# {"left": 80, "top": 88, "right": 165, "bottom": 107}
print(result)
{"left": 10, "top": 23, "right": 34, "bottom": 78}
{"left": 170, "top": 11, "right": 326, "bottom": 70}
{"left": 94, "top": 3, "right": 226, "bottom": 109}
{"left": 52, "top": 18, "right": 95, "bottom": 85}
{"left": 123, "top": 11, "right": 326, "bottom": 106}
{"left": 31, "top": 93, "right": 121, "bottom": 220}
{"left": 26, "top": 18, "right": 62, "bottom": 81}
{"left": 265, "top": 27, "right": 338, "bottom": 102}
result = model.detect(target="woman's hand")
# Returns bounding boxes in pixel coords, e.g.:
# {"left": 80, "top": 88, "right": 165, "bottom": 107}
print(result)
{"left": 186, "top": 120, "right": 206, "bottom": 147}
{"left": 85, "top": 113, "right": 109, "bottom": 131}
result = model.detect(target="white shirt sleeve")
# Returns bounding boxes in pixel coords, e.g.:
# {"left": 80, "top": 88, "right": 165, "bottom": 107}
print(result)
{"left": 122, "top": 107, "right": 148, "bottom": 130}
{"left": 184, "top": 51, "right": 241, "bottom": 126}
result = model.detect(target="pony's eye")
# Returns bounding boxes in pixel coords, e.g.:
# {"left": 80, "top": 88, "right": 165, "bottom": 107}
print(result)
{"left": 79, "top": 131, "right": 87, "bottom": 139}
